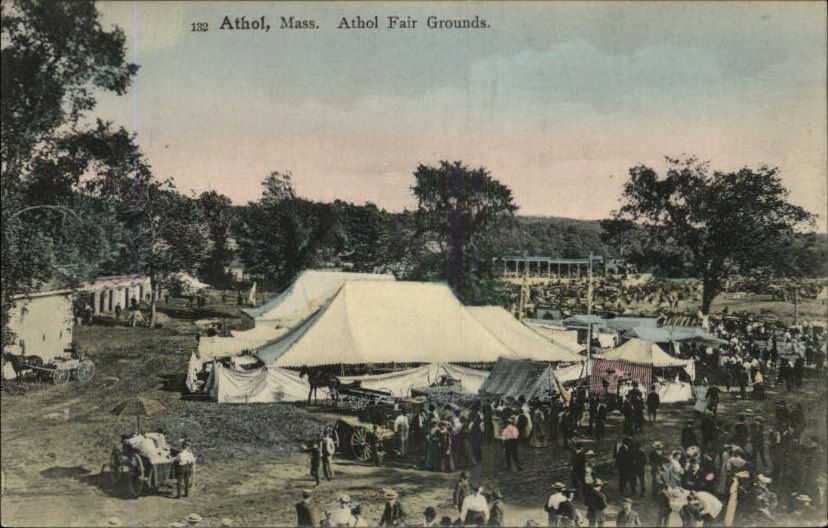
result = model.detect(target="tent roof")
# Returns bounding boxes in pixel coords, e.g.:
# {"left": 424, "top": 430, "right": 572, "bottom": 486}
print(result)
{"left": 563, "top": 314, "right": 606, "bottom": 326}
{"left": 605, "top": 317, "right": 659, "bottom": 332}
{"left": 256, "top": 281, "right": 523, "bottom": 367}
{"left": 479, "top": 357, "right": 561, "bottom": 401}
{"left": 625, "top": 326, "right": 725, "bottom": 345}
{"left": 176, "top": 272, "right": 210, "bottom": 291}
{"left": 197, "top": 325, "right": 287, "bottom": 360}
{"left": 599, "top": 338, "right": 689, "bottom": 367}
{"left": 467, "top": 306, "right": 583, "bottom": 363}
{"left": 241, "top": 270, "right": 395, "bottom": 324}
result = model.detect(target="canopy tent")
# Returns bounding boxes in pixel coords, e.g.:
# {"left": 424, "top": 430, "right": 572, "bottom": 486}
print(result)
{"left": 467, "top": 306, "right": 583, "bottom": 363}
{"left": 241, "top": 270, "right": 395, "bottom": 326}
{"left": 480, "top": 357, "right": 567, "bottom": 402}
{"left": 600, "top": 338, "right": 695, "bottom": 372}
{"left": 591, "top": 338, "right": 695, "bottom": 397}
{"left": 256, "top": 281, "right": 524, "bottom": 367}
{"left": 206, "top": 362, "right": 490, "bottom": 403}
{"left": 624, "top": 326, "right": 726, "bottom": 346}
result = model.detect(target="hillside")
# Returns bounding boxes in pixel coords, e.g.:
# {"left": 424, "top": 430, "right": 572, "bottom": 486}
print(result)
{"left": 492, "top": 215, "right": 619, "bottom": 258}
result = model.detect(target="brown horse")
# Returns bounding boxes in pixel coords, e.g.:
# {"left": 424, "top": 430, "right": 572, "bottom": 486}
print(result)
{"left": 3, "top": 353, "right": 44, "bottom": 382}
{"left": 298, "top": 366, "right": 344, "bottom": 404}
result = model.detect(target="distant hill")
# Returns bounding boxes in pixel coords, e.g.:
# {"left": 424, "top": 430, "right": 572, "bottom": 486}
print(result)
{"left": 492, "top": 215, "right": 621, "bottom": 258}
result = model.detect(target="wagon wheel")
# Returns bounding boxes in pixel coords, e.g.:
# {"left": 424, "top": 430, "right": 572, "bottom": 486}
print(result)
{"left": 109, "top": 449, "right": 123, "bottom": 485}
{"left": 76, "top": 359, "right": 95, "bottom": 383}
{"left": 350, "top": 426, "right": 372, "bottom": 461}
{"left": 128, "top": 454, "right": 145, "bottom": 497}
{"left": 52, "top": 367, "right": 71, "bottom": 385}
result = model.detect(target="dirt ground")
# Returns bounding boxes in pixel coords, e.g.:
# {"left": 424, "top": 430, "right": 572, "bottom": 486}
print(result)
{"left": 1, "top": 293, "right": 827, "bottom": 527}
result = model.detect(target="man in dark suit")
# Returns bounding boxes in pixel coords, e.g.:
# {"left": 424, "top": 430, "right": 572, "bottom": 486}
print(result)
{"left": 379, "top": 489, "right": 406, "bottom": 526}
{"left": 295, "top": 489, "right": 316, "bottom": 527}
{"left": 615, "top": 498, "right": 641, "bottom": 527}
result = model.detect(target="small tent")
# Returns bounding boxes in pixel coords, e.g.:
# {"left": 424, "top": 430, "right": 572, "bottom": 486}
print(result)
{"left": 241, "top": 270, "right": 395, "bottom": 326}
{"left": 480, "top": 357, "right": 567, "bottom": 402}
{"left": 592, "top": 338, "right": 695, "bottom": 401}
{"left": 467, "top": 306, "right": 583, "bottom": 363}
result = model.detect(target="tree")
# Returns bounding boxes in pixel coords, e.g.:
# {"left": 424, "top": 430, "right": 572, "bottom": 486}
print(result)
{"left": 607, "top": 157, "right": 813, "bottom": 314}
{"left": 197, "top": 190, "right": 236, "bottom": 286}
{"left": 1, "top": 0, "right": 137, "bottom": 346}
{"left": 411, "top": 161, "right": 518, "bottom": 304}
{"left": 104, "top": 180, "right": 211, "bottom": 327}
{"left": 236, "top": 173, "right": 327, "bottom": 291}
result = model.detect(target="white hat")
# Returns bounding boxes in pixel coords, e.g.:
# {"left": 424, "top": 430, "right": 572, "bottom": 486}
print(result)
{"left": 758, "top": 474, "right": 772, "bottom": 484}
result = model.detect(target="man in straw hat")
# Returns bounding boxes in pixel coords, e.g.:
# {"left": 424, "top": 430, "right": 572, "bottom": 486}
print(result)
{"left": 329, "top": 494, "right": 355, "bottom": 527}
{"left": 460, "top": 484, "right": 489, "bottom": 526}
{"left": 615, "top": 498, "right": 641, "bottom": 527}
{"left": 489, "top": 488, "right": 506, "bottom": 527}
{"left": 295, "top": 489, "right": 316, "bottom": 527}
{"left": 379, "top": 489, "right": 406, "bottom": 526}
{"left": 544, "top": 482, "right": 567, "bottom": 527}
{"left": 584, "top": 479, "right": 607, "bottom": 527}
{"left": 174, "top": 440, "right": 196, "bottom": 499}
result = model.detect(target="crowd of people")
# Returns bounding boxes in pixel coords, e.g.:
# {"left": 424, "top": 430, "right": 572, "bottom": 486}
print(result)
{"left": 293, "top": 311, "right": 825, "bottom": 527}
{"left": 503, "top": 274, "right": 826, "bottom": 320}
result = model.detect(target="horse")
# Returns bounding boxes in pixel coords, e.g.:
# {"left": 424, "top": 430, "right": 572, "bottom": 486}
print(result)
{"left": 2, "top": 353, "right": 44, "bottom": 382}
{"left": 298, "top": 366, "right": 343, "bottom": 404}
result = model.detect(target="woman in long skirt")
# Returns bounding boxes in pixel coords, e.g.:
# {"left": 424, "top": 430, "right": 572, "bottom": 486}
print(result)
{"left": 530, "top": 408, "right": 548, "bottom": 448}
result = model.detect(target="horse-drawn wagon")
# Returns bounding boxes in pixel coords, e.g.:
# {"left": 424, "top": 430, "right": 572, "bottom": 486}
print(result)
{"left": 103, "top": 433, "right": 182, "bottom": 497}
{"left": 333, "top": 416, "right": 395, "bottom": 462}
{"left": 3, "top": 349, "right": 94, "bottom": 385}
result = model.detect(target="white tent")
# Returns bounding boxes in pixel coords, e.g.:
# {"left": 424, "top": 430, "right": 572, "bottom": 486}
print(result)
{"left": 599, "top": 338, "right": 695, "bottom": 379}
{"left": 338, "top": 363, "right": 490, "bottom": 399}
{"left": 256, "top": 281, "right": 524, "bottom": 367}
{"left": 208, "top": 363, "right": 312, "bottom": 403}
{"left": 242, "top": 270, "right": 395, "bottom": 326}
{"left": 467, "top": 306, "right": 583, "bottom": 363}
{"left": 207, "top": 362, "right": 490, "bottom": 403}
{"left": 197, "top": 325, "right": 287, "bottom": 361}
{"left": 175, "top": 273, "right": 210, "bottom": 292}
{"left": 523, "top": 321, "right": 584, "bottom": 353}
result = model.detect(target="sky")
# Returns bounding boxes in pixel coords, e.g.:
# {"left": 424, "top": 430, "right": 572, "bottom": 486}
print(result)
{"left": 95, "top": 1, "right": 827, "bottom": 223}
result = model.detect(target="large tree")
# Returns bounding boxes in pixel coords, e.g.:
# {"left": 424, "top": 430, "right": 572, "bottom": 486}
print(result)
{"left": 411, "top": 160, "right": 517, "bottom": 305}
{"left": 236, "top": 173, "right": 329, "bottom": 291}
{"left": 606, "top": 157, "right": 813, "bottom": 314}
{"left": 197, "top": 190, "right": 236, "bottom": 286}
{"left": 1, "top": 0, "right": 137, "bottom": 346}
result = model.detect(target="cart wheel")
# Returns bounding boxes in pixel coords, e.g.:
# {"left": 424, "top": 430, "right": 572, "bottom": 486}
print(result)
{"left": 109, "top": 449, "right": 123, "bottom": 485}
{"left": 76, "top": 359, "right": 95, "bottom": 383}
{"left": 129, "top": 454, "right": 145, "bottom": 497}
{"left": 350, "top": 427, "right": 372, "bottom": 461}
{"left": 52, "top": 368, "right": 71, "bottom": 385}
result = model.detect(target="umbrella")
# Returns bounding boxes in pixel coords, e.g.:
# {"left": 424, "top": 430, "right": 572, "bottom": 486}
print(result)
{"left": 111, "top": 395, "right": 166, "bottom": 432}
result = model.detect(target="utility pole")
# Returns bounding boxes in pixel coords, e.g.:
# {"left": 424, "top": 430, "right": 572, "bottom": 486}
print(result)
{"left": 586, "top": 253, "right": 594, "bottom": 364}
{"left": 793, "top": 287, "right": 798, "bottom": 326}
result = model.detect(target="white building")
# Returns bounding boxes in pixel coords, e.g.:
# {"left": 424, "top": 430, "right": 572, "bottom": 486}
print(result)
{"left": 5, "top": 289, "right": 74, "bottom": 363}
{"left": 77, "top": 274, "right": 153, "bottom": 316}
